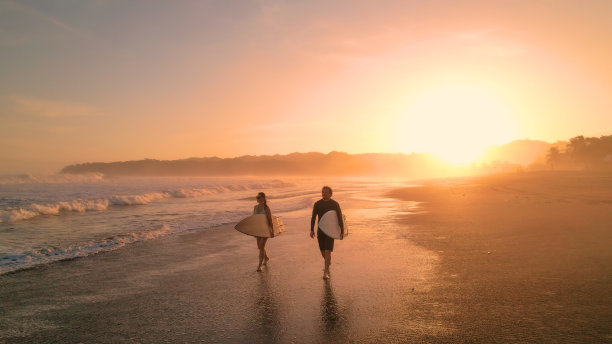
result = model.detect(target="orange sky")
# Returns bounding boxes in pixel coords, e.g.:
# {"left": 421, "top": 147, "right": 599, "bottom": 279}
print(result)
{"left": 1, "top": 1, "right": 611, "bottom": 173}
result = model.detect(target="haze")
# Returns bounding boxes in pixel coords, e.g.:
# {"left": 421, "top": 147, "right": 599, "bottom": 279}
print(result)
{"left": 1, "top": 0, "right": 611, "bottom": 174}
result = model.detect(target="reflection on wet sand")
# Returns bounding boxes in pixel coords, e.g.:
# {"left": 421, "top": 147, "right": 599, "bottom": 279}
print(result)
{"left": 320, "top": 279, "right": 348, "bottom": 342}
{"left": 254, "top": 272, "right": 281, "bottom": 343}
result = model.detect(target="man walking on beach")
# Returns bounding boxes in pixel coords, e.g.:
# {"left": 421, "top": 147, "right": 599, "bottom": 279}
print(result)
{"left": 311, "top": 186, "right": 344, "bottom": 279}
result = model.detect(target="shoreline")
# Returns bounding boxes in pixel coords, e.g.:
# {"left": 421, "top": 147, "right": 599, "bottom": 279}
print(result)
{"left": 0, "top": 196, "right": 441, "bottom": 343}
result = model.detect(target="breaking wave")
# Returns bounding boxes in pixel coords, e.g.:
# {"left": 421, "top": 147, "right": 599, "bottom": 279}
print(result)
{"left": 0, "top": 181, "right": 294, "bottom": 224}
{"left": 0, "top": 224, "right": 175, "bottom": 274}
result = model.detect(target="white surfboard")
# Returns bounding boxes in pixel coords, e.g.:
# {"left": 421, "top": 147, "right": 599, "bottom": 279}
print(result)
{"left": 318, "top": 210, "right": 348, "bottom": 240}
{"left": 234, "top": 214, "right": 285, "bottom": 238}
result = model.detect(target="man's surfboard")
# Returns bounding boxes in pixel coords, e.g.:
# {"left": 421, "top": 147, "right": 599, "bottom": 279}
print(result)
{"left": 234, "top": 214, "right": 285, "bottom": 238}
{"left": 318, "top": 210, "right": 348, "bottom": 240}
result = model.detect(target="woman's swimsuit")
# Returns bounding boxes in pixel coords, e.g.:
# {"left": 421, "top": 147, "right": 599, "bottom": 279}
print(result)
{"left": 254, "top": 205, "right": 266, "bottom": 215}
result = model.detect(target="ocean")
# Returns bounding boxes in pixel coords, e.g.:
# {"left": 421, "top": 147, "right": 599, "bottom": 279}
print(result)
{"left": 0, "top": 174, "right": 411, "bottom": 274}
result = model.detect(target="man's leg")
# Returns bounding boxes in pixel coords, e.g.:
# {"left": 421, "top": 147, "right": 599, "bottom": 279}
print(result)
{"left": 323, "top": 250, "right": 332, "bottom": 279}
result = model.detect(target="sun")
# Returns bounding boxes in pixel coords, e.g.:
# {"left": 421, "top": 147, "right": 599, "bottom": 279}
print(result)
{"left": 396, "top": 83, "right": 517, "bottom": 165}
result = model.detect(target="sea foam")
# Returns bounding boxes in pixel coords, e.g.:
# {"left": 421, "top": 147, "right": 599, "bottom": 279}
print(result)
{"left": 0, "top": 224, "right": 175, "bottom": 274}
{"left": 0, "top": 182, "right": 294, "bottom": 223}
{"left": 0, "top": 176, "right": 305, "bottom": 274}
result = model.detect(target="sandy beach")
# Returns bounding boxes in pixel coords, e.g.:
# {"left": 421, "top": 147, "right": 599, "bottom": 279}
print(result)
{"left": 1, "top": 171, "right": 611, "bottom": 343}
{"left": 388, "top": 171, "right": 612, "bottom": 343}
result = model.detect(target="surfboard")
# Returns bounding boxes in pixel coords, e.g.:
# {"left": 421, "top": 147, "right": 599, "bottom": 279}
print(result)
{"left": 318, "top": 210, "right": 348, "bottom": 240}
{"left": 234, "top": 214, "right": 285, "bottom": 238}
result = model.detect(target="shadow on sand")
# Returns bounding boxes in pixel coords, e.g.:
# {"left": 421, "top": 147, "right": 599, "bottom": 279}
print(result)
{"left": 319, "top": 279, "right": 348, "bottom": 342}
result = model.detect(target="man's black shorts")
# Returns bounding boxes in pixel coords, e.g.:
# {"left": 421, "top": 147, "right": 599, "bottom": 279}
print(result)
{"left": 317, "top": 228, "right": 334, "bottom": 251}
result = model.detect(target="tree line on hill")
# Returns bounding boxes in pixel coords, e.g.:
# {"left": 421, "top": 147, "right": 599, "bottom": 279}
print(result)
{"left": 546, "top": 135, "right": 612, "bottom": 170}
{"left": 60, "top": 152, "right": 456, "bottom": 178}
{"left": 59, "top": 135, "right": 611, "bottom": 177}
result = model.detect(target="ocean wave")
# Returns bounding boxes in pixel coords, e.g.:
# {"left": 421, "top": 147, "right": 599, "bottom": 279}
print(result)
{"left": 0, "top": 224, "right": 175, "bottom": 275}
{"left": 0, "top": 181, "right": 294, "bottom": 224}
{"left": 0, "top": 199, "right": 110, "bottom": 222}
{"left": 0, "top": 173, "right": 105, "bottom": 185}
{"left": 238, "top": 190, "right": 318, "bottom": 201}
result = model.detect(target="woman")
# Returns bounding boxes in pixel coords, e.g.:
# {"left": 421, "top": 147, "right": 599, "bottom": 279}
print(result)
{"left": 254, "top": 192, "right": 274, "bottom": 272}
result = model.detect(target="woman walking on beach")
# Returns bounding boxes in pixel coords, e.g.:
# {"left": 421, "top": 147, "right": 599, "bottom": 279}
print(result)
{"left": 254, "top": 192, "right": 274, "bottom": 272}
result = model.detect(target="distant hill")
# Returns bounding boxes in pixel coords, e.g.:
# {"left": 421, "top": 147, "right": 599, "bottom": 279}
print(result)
{"left": 60, "top": 135, "right": 611, "bottom": 177}
{"left": 60, "top": 152, "right": 457, "bottom": 178}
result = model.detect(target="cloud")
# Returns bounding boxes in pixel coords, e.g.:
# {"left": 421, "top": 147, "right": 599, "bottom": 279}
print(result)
{"left": 454, "top": 28, "right": 524, "bottom": 57}
{"left": 3, "top": 0, "right": 92, "bottom": 40}
{"left": 250, "top": 1, "right": 413, "bottom": 63}
{"left": 11, "top": 95, "right": 100, "bottom": 118}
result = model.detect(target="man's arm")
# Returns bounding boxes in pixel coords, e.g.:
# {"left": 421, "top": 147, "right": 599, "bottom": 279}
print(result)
{"left": 310, "top": 203, "right": 317, "bottom": 238}
{"left": 335, "top": 202, "right": 343, "bottom": 230}
{"left": 335, "top": 201, "right": 344, "bottom": 238}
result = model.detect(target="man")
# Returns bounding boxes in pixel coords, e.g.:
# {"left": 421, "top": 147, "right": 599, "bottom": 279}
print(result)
{"left": 310, "top": 185, "right": 344, "bottom": 279}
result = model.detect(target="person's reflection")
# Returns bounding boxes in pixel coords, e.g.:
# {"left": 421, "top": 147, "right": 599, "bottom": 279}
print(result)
{"left": 254, "top": 272, "right": 281, "bottom": 343}
{"left": 320, "top": 279, "right": 346, "bottom": 340}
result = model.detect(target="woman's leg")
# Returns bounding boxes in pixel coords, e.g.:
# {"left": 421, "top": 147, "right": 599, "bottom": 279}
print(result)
{"left": 263, "top": 240, "right": 270, "bottom": 264}
{"left": 256, "top": 238, "right": 264, "bottom": 271}
{"left": 261, "top": 238, "right": 269, "bottom": 264}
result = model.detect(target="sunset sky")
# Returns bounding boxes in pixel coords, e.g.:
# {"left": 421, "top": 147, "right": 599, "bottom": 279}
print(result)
{"left": 1, "top": 0, "right": 611, "bottom": 173}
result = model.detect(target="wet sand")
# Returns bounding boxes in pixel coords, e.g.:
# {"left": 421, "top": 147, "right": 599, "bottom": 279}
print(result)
{"left": 388, "top": 170, "right": 612, "bottom": 343}
{"left": 0, "top": 196, "right": 439, "bottom": 343}
{"left": 1, "top": 171, "right": 611, "bottom": 343}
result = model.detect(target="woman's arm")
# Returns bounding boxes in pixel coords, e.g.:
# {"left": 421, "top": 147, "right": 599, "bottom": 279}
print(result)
{"left": 265, "top": 206, "right": 274, "bottom": 237}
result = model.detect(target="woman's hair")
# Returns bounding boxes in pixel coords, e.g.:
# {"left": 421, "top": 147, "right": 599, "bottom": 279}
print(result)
{"left": 322, "top": 186, "right": 333, "bottom": 196}
{"left": 257, "top": 192, "right": 267, "bottom": 207}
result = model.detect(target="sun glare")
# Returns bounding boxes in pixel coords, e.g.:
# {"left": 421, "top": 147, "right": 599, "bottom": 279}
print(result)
{"left": 396, "top": 84, "right": 517, "bottom": 165}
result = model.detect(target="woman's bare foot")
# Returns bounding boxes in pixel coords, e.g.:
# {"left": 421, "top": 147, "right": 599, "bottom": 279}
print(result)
{"left": 256, "top": 266, "right": 263, "bottom": 272}
{"left": 263, "top": 257, "right": 270, "bottom": 265}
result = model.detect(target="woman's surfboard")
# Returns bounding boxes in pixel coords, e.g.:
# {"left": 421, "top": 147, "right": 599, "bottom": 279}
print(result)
{"left": 318, "top": 210, "right": 348, "bottom": 240}
{"left": 234, "top": 214, "right": 285, "bottom": 238}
